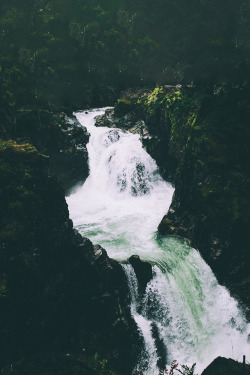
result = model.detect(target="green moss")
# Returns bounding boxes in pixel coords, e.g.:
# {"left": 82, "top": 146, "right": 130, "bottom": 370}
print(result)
{"left": 8, "top": 200, "right": 24, "bottom": 214}
{"left": 0, "top": 279, "right": 8, "bottom": 298}
{"left": 0, "top": 139, "right": 37, "bottom": 154}
{"left": 115, "top": 97, "right": 140, "bottom": 116}
{"left": 0, "top": 220, "right": 25, "bottom": 238}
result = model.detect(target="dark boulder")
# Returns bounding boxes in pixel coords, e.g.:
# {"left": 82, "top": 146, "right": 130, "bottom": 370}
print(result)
{"left": 95, "top": 108, "right": 146, "bottom": 135}
{"left": 129, "top": 255, "right": 153, "bottom": 293}
{"left": 201, "top": 357, "right": 250, "bottom": 375}
{"left": 95, "top": 109, "right": 115, "bottom": 128}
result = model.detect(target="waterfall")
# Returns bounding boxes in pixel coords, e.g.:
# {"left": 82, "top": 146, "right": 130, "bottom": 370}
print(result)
{"left": 67, "top": 108, "right": 250, "bottom": 374}
{"left": 122, "top": 264, "right": 159, "bottom": 373}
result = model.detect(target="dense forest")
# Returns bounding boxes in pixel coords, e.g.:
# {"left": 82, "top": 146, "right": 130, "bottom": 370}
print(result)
{"left": 1, "top": 0, "right": 250, "bottom": 374}
{"left": 1, "top": 0, "right": 250, "bottom": 114}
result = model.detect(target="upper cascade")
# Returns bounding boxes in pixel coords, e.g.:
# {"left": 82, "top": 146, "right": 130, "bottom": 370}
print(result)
{"left": 85, "top": 124, "right": 162, "bottom": 197}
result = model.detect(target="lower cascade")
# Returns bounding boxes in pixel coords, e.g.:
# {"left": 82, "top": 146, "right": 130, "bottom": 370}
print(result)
{"left": 67, "top": 108, "right": 250, "bottom": 374}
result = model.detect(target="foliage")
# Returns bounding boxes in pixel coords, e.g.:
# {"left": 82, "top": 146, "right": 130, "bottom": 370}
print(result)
{"left": 176, "top": 363, "right": 197, "bottom": 375}
{"left": 0, "top": 352, "right": 118, "bottom": 375}
{"left": 89, "top": 352, "right": 114, "bottom": 375}
{"left": 135, "top": 361, "right": 196, "bottom": 375}
{"left": 1, "top": 0, "right": 250, "bottom": 112}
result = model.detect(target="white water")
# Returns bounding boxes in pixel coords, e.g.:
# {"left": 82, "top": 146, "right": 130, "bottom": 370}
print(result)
{"left": 67, "top": 108, "right": 250, "bottom": 374}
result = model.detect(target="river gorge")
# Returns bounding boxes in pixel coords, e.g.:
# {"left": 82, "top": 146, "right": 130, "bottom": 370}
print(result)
{"left": 66, "top": 109, "right": 250, "bottom": 374}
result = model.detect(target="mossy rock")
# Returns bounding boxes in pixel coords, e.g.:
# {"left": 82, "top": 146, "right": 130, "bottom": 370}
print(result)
{"left": 114, "top": 98, "right": 140, "bottom": 117}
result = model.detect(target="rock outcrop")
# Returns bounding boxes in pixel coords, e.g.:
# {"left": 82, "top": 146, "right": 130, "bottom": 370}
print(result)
{"left": 201, "top": 357, "right": 250, "bottom": 375}
{"left": 129, "top": 255, "right": 153, "bottom": 293}
{"left": 0, "top": 140, "right": 140, "bottom": 374}
{"left": 15, "top": 109, "right": 90, "bottom": 194}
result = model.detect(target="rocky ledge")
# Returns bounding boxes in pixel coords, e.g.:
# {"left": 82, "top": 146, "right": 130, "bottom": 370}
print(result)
{"left": 8, "top": 108, "right": 90, "bottom": 194}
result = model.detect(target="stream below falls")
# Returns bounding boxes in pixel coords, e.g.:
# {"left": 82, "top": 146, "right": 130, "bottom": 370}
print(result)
{"left": 66, "top": 108, "right": 250, "bottom": 374}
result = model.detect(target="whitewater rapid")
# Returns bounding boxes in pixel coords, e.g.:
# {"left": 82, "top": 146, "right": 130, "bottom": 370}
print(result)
{"left": 67, "top": 108, "right": 250, "bottom": 374}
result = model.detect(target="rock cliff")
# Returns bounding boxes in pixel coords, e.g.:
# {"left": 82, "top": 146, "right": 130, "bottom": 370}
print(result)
{"left": 0, "top": 140, "right": 140, "bottom": 374}
{"left": 3, "top": 108, "right": 90, "bottom": 195}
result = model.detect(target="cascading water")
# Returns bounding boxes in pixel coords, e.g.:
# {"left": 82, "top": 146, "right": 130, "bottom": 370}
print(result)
{"left": 67, "top": 108, "right": 250, "bottom": 374}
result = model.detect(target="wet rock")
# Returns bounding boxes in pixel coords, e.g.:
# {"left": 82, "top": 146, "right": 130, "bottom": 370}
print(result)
{"left": 158, "top": 216, "right": 177, "bottom": 235}
{"left": 201, "top": 357, "right": 250, "bottom": 375}
{"left": 15, "top": 109, "right": 90, "bottom": 193}
{"left": 158, "top": 212, "right": 190, "bottom": 238}
{"left": 151, "top": 323, "right": 168, "bottom": 369}
{"left": 129, "top": 255, "right": 153, "bottom": 292}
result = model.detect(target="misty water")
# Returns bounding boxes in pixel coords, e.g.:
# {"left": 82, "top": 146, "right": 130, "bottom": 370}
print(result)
{"left": 67, "top": 108, "right": 250, "bottom": 374}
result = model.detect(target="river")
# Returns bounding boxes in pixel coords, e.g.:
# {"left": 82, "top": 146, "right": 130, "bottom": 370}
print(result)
{"left": 66, "top": 108, "right": 250, "bottom": 374}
